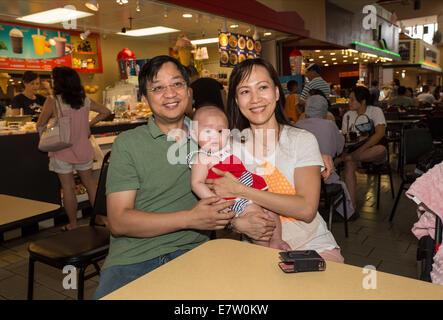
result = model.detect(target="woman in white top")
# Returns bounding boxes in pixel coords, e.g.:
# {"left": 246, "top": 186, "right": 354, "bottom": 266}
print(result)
{"left": 205, "top": 58, "right": 343, "bottom": 263}
{"left": 337, "top": 86, "right": 387, "bottom": 210}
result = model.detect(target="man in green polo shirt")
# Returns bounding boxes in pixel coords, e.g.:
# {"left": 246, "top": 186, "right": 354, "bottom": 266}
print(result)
{"left": 92, "top": 56, "right": 236, "bottom": 299}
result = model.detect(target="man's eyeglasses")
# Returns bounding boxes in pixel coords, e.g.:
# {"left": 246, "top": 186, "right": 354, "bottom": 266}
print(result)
{"left": 148, "top": 81, "right": 187, "bottom": 94}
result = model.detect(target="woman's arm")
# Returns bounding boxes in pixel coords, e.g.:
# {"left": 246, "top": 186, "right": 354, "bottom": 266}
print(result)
{"left": 36, "top": 96, "right": 55, "bottom": 133}
{"left": 207, "top": 165, "right": 321, "bottom": 223}
{"left": 89, "top": 99, "right": 111, "bottom": 127}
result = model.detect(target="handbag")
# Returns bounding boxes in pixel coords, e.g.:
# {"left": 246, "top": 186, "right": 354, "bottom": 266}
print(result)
{"left": 38, "top": 96, "right": 72, "bottom": 152}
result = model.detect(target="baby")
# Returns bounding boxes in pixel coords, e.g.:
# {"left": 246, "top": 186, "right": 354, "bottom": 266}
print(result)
{"left": 188, "top": 105, "right": 289, "bottom": 250}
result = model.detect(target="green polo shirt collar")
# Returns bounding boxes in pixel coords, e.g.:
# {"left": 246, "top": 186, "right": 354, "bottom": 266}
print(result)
{"left": 147, "top": 115, "right": 191, "bottom": 140}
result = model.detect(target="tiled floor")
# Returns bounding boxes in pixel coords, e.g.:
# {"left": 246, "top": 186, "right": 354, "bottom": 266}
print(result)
{"left": 0, "top": 154, "right": 426, "bottom": 299}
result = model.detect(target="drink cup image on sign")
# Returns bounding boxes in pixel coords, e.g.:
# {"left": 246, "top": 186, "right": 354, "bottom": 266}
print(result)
{"left": 54, "top": 37, "right": 67, "bottom": 57}
{"left": 9, "top": 28, "right": 24, "bottom": 54}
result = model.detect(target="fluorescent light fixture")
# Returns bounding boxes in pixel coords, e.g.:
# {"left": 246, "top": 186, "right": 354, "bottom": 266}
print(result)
{"left": 309, "top": 58, "right": 314, "bottom": 61}
{"left": 354, "top": 57, "right": 359, "bottom": 60}
{"left": 352, "top": 41, "right": 400, "bottom": 57}
{"left": 343, "top": 55, "right": 348, "bottom": 58}
{"left": 315, "top": 50, "right": 320, "bottom": 52}
{"left": 230, "top": 24, "right": 239, "bottom": 28}
{"left": 384, "top": 58, "right": 393, "bottom": 61}
{"left": 343, "top": 60, "right": 348, "bottom": 62}
{"left": 117, "top": 26, "right": 179, "bottom": 36}
{"left": 17, "top": 8, "right": 93, "bottom": 24}
{"left": 319, "top": 56, "right": 324, "bottom": 58}
{"left": 324, "top": 63, "right": 329, "bottom": 66}
{"left": 264, "top": 32, "right": 272, "bottom": 36}
{"left": 366, "top": 53, "right": 378, "bottom": 58}
{"left": 333, "top": 62, "right": 338, "bottom": 64}
{"left": 322, "top": 60, "right": 326, "bottom": 63}
{"left": 364, "top": 59, "right": 368, "bottom": 62}
{"left": 182, "top": 13, "right": 193, "bottom": 18}
{"left": 330, "top": 52, "right": 335, "bottom": 55}
{"left": 191, "top": 37, "right": 218, "bottom": 45}
{"left": 349, "top": 49, "right": 358, "bottom": 53}
{"left": 332, "top": 58, "right": 336, "bottom": 61}
{"left": 353, "top": 62, "right": 357, "bottom": 64}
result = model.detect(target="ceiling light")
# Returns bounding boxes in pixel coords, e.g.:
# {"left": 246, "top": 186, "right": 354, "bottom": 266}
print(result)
{"left": 191, "top": 37, "right": 218, "bottom": 45}
{"left": 322, "top": 60, "right": 327, "bottom": 63}
{"left": 349, "top": 49, "right": 358, "bottom": 53}
{"left": 85, "top": 0, "right": 99, "bottom": 11}
{"left": 116, "top": 0, "right": 128, "bottom": 4}
{"left": 163, "top": 7, "right": 168, "bottom": 18}
{"left": 385, "top": 58, "right": 393, "bottom": 61}
{"left": 324, "top": 64, "right": 329, "bottom": 66}
{"left": 117, "top": 26, "right": 179, "bottom": 37}
{"left": 230, "top": 24, "right": 239, "bottom": 28}
{"left": 332, "top": 58, "right": 336, "bottom": 61}
{"left": 253, "top": 28, "right": 260, "bottom": 41}
{"left": 319, "top": 56, "right": 324, "bottom": 58}
{"left": 333, "top": 62, "right": 338, "bottom": 64}
{"left": 309, "top": 58, "right": 314, "bottom": 61}
{"left": 343, "top": 60, "right": 348, "bottom": 62}
{"left": 264, "top": 32, "right": 272, "bottom": 36}
{"left": 354, "top": 57, "right": 359, "bottom": 60}
{"left": 17, "top": 8, "right": 93, "bottom": 24}
{"left": 80, "top": 30, "right": 91, "bottom": 40}
{"left": 366, "top": 53, "right": 377, "bottom": 58}
{"left": 330, "top": 52, "right": 335, "bottom": 55}
{"left": 315, "top": 50, "right": 321, "bottom": 52}
{"left": 343, "top": 55, "right": 348, "bottom": 58}
{"left": 353, "top": 62, "right": 357, "bottom": 64}
{"left": 136, "top": 0, "right": 140, "bottom": 12}
{"left": 182, "top": 13, "right": 193, "bottom": 18}
{"left": 364, "top": 59, "right": 368, "bottom": 62}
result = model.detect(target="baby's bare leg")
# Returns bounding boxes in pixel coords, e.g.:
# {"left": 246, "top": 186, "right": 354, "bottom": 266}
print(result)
{"left": 238, "top": 203, "right": 270, "bottom": 247}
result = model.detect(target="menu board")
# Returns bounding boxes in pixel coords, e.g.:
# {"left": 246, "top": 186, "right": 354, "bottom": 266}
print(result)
{"left": 219, "top": 32, "right": 261, "bottom": 68}
{"left": 0, "top": 22, "right": 72, "bottom": 71}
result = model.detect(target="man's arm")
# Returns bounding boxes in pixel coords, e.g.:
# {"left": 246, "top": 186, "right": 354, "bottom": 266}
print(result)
{"left": 107, "top": 191, "right": 235, "bottom": 238}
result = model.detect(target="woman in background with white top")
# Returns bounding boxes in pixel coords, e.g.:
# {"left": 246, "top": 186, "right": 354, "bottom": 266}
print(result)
{"left": 37, "top": 66, "right": 110, "bottom": 231}
{"left": 336, "top": 86, "right": 387, "bottom": 210}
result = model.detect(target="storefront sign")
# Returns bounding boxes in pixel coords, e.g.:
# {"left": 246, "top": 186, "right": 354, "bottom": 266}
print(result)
{"left": 218, "top": 32, "right": 261, "bottom": 68}
{"left": 0, "top": 21, "right": 72, "bottom": 71}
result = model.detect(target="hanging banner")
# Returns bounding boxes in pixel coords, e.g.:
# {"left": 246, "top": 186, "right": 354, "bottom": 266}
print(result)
{"left": 0, "top": 22, "right": 72, "bottom": 71}
{"left": 219, "top": 32, "right": 261, "bottom": 68}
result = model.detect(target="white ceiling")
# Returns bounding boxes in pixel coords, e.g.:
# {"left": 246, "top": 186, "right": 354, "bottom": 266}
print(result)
{"left": 0, "top": 0, "right": 289, "bottom": 45}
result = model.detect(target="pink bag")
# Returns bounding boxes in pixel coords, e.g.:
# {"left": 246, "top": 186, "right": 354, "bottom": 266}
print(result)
{"left": 38, "top": 96, "right": 72, "bottom": 152}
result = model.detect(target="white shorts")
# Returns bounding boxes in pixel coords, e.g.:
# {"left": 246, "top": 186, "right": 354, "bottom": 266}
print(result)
{"left": 49, "top": 157, "right": 93, "bottom": 174}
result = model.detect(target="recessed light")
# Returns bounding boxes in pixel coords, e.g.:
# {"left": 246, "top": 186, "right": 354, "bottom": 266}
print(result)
{"left": 324, "top": 63, "right": 329, "bottom": 66}
{"left": 319, "top": 56, "right": 324, "bottom": 58}
{"left": 343, "top": 55, "right": 348, "bottom": 58}
{"left": 322, "top": 60, "right": 327, "bottom": 63}
{"left": 17, "top": 8, "right": 93, "bottom": 24}
{"left": 309, "top": 58, "right": 314, "bottom": 61}
{"left": 366, "top": 53, "right": 378, "bottom": 58}
{"left": 343, "top": 60, "right": 348, "bottom": 62}
{"left": 315, "top": 50, "right": 321, "bottom": 52}
{"left": 364, "top": 59, "right": 368, "bottom": 62}
{"left": 182, "top": 13, "right": 193, "bottom": 18}
{"left": 330, "top": 52, "right": 335, "bottom": 55}
{"left": 85, "top": 0, "right": 99, "bottom": 11}
{"left": 349, "top": 49, "right": 358, "bottom": 53}
{"left": 117, "top": 26, "right": 179, "bottom": 36}
{"left": 333, "top": 62, "right": 338, "bottom": 64}
{"left": 354, "top": 57, "right": 359, "bottom": 60}
{"left": 353, "top": 62, "right": 358, "bottom": 64}
{"left": 264, "top": 32, "right": 272, "bottom": 36}
{"left": 230, "top": 24, "right": 239, "bottom": 28}
{"left": 332, "top": 58, "right": 336, "bottom": 61}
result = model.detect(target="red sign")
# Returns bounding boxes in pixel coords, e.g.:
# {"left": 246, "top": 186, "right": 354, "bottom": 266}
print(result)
{"left": 0, "top": 55, "right": 72, "bottom": 71}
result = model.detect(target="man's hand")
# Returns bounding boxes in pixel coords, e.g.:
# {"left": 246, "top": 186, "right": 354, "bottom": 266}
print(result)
{"left": 187, "top": 197, "right": 235, "bottom": 230}
{"left": 321, "top": 154, "right": 334, "bottom": 181}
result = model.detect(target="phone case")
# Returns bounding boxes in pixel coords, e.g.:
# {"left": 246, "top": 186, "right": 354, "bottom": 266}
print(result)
{"left": 278, "top": 250, "right": 326, "bottom": 273}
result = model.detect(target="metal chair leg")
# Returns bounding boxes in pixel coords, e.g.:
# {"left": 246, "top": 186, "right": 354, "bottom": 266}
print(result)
{"left": 342, "top": 190, "right": 348, "bottom": 238}
{"left": 78, "top": 267, "right": 86, "bottom": 300}
{"left": 27, "top": 258, "right": 35, "bottom": 300}
{"left": 377, "top": 173, "right": 381, "bottom": 210}
{"left": 389, "top": 170, "right": 395, "bottom": 199}
{"left": 389, "top": 181, "right": 405, "bottom": 222}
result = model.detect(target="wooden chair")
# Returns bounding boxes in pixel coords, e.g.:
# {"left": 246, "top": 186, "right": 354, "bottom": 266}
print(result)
{"left": 27, "top": 151, "right": 111, "bottom": 300}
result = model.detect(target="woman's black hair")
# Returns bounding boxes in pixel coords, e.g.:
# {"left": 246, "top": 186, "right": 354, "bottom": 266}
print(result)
{"left": 22, "top": 71, "right": 39, "bottom": 84}
{"left": 351, "top": 86, "right": 371, "bottom": 106}
{"left": 138, "top": 55, "right": 190, "bottom": 98}
{"left": 52, "top": 66, "right": 85, "bottom": 110}
{"left": 227, "top": 58, "right": 289, "bottom": 130}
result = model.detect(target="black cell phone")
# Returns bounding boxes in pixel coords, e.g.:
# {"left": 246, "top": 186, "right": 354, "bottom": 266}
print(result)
{"left": 278, "top": 250, "right": 326, "bottom": 273}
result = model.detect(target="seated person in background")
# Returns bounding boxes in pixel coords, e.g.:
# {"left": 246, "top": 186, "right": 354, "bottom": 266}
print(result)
{"left": 11, "top": 71, "right": 46, "bottom": 121}
{"left": 296, "top": 95, "right": 355, "bottom": 220}
{"left": 336, "top": 86, "right": 387, "bottom": 210}
{"left": 433, "top": 86, "right": 443, "bottom": 103}
{"left": 417, "top": 85, "right": 436, "bottom": 105}
{"left": 405, "top": 87, "right": 419, "bottom": 107}
{"left": 191, "top": 77, "right": 227, "bottom": 113}
{"left": 298, "top": 89, "right": 335, "bottom": 122}
{"left": 284, "top": 80, "right": 301, "bottom": 123}
{"left": 388, "top": 86, "right": 414, "bottom": 109}
{"left": 188, "top": 106, "right": 290, "bottom": 251}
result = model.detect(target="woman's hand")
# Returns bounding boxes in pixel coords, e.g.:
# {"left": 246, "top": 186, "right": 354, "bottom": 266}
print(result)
{"left": 232, "top": 210, "right": 276, "bottom": 241}
{"left": 321, "top": 154, "right": 334, "bottom": 181}
{"left": 205, "top": 167, "right": 246, "bottom": 198}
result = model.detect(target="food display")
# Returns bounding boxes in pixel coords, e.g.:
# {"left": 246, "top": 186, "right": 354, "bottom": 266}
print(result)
{"left": 219, "top": 32, "right": 261, "bottom": 68}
